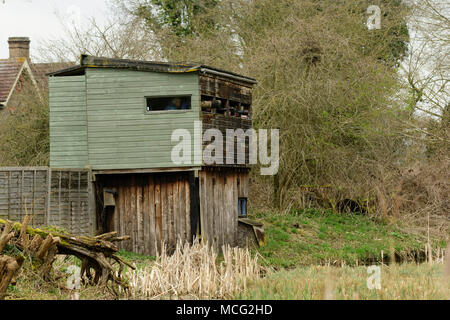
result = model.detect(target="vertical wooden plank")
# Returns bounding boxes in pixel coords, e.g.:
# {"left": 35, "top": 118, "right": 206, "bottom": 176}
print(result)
{"left": 167, "top": 178, "right": 174, "bottom": 250}
{"left": 185, "top": 179, "right": 191, "bottom": 242}
{"left": 232, "top": 172, "right": 238, "bottom": 245}
{"left": 119, "top": 181, "right": 126, "bottom": 249}
{"left": 124, "top": 180, "right": 132, "bottom": 252}
{"left": 217, "top": 171, "right": 222, "bottom": 250}
{"left": 198, "top": 173, "right": 204, "bottom": 241}
{"left": 128, "top": 180, "right": 134, "bottom": 253}
{"left": 114, "top": 180, "right": 120, "bottom": 234}
{"left": 174, "top": 178, "right": 181, "bottom": 244}
{"left": 223, "top": 172, "right": 230, "bottom": 247}
{"left": 88, "top": 173, "right": 96, "bottom": 236}
{"left": 203, "top": 172, "right": 209, "bottom": 244}
{"left": 118, "top": 180, "right": 124, "bottom": 251}
{"left": 229, "top": 173, "right": 234, "bottom": 246}
{"left": 148, "top": 175, "right": 156, "bottom": 256}
{"left": 135, "top": 179, "right": 140, "bottom": 254}
{"left": 170, "top": 178, "right": 176, "bottom": 246}
{"left": 210, "top": 171, "right": 217, "bottom": 249}
{"left": 179, "top": 177, "right": 186, "bottom": 243}
{"left": 155, "top": 176, "right": 162, "bottom": 254}
{"left": 213, "top": 172, "right": 220, "bottom": 249}
{"left": 130, "top": 176, "right": 137, "bottom": 253}
{"left": 143, "top": 176, "right": 149, "bottom": 255}
{"left": 205, "top": 172, "right": 212, "bottom": 244}
{"left": 120, "top": 181, "right": 126, "bottom": 251}
{"left": 222, "top": 173, "right": 227, "bottom": 248}
{"left": 136, "top": 176, "right": 144, "bottom": 255}
{"left": 199, "top": 172, "right": 208, "bottom": 243}
{"left": 160, "top": 176, "right": 167, "bottom": 250}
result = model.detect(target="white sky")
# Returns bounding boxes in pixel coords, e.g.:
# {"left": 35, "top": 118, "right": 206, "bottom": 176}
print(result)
{"left": 0, "top": 0, "right": 109, "bottom": 58}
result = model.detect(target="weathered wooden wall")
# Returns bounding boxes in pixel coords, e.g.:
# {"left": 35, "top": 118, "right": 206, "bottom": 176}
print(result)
{"left": 85, "top": 69, "right": 202, "bottom": 170}
{"left": 49, "top": 75, "right": 89, "bottom": 168}
{"left": 0, "top": 167, "right": 94, "bottom": 235}
{"left": 199, "top": 168, "right": 249, "bottom": 249}
{"left": 99, "top": 172, "right": 194, "bottom": 256}
{"left": 202, "top": 112, "right": 253, "bottom": 166}
{"left": 199, "top": 74, "right": 253, "bottom": 105}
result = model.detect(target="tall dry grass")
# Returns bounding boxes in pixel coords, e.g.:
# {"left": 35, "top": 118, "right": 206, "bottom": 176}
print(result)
{"left": 241, "top": 262, "right": 450, "bottom": 300}
{"left": 126, "top": 240, "right": 263, "bottom": 299}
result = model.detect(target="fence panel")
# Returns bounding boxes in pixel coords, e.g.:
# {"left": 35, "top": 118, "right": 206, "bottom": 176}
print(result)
{"left": 0, "top": 167, "right": 94, "bottom": 235}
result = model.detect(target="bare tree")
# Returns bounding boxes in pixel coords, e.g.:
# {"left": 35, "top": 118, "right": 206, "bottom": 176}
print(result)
{"left": 35, "top": 3, "right": 162, "bottom": 63}
{"left": 402, "top": 0, "right": 449, "bottom": 118}
{"left": 400, "top": 0, "right": 449, "bottom": 160}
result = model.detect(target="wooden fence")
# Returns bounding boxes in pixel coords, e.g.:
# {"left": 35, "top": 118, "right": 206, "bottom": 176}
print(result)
{"left": 0, "top": 167, "right": 95, "bottom": 235}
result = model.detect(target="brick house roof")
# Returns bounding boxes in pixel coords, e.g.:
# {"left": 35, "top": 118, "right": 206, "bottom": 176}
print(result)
{"left": 0, "top": 58, "right": 23, "bottom": 104}
{"left": 31, "top": 62, "right": 73, "bottom": 89}
{"left": 0, "top": 58, "right": 74, "bottom": 106}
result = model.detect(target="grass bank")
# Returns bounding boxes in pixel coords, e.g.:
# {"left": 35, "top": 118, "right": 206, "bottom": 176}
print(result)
{"left": 252, "top": 209, "right": 444, "bottom": 269}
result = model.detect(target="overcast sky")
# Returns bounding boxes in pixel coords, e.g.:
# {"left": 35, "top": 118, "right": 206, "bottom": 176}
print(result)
{"left": 0, "top": 0, "right": 109, "bottom": 58}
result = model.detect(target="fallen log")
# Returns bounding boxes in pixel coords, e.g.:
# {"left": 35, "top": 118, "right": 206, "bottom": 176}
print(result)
{"left": 0, "top": 216, "right": 134, "bottom": 299}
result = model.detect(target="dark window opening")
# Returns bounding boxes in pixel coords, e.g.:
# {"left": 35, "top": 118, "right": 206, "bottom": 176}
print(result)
{"left": 200, "top": 95, "right": 251, "bottom": 119}
{"left": 238, "top": 197, "right": 247, "bottom": 217}
{"left": 146, "top": 96, "right": 191, "bottom": 112}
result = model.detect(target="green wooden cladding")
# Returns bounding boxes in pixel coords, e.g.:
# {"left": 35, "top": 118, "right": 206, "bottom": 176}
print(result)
{"left": 50, "top": 68, "right": 201, "bottom": 170}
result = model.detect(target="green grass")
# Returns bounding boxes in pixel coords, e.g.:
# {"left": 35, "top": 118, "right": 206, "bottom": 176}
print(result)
{"left": 251, "top": 209, "right": 434, "bottom": 269}
{"left": 116, "top": 250, "right": 156, "bottom": 269}
{"left": 237, "top": 263, "right": 449, "bottom": 300}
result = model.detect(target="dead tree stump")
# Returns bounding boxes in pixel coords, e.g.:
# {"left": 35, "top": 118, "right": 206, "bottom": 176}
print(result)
{"left": 0, "top": 216, "right": 133, "bottom": 299}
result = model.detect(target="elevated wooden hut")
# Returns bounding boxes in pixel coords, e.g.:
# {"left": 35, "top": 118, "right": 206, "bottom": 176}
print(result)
{"left": 48, "top": 55, "right": 257, "bottom": 255}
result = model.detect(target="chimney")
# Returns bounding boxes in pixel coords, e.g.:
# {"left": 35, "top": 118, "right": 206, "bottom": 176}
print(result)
{"left": 8, "top": 37, "right": 30, "bottom": 60}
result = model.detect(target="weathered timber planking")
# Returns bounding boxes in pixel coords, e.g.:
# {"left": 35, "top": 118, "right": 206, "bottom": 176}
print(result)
{"left": 98, "top": 172, "right": 192, "bottom": 255}
{"left": 154, "top": 179, "right": 162, "bottom": 254}
{"left": 198, "top": 168, "right": 249, "bottom": 250}
{"left": 202, "top": 112, "right": 252, "bottom": 167}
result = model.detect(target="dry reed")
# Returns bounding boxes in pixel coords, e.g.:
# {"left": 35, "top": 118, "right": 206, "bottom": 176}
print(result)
{"left": 126, "top": 240, "right": 263, "bottom": 299}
